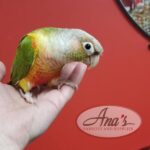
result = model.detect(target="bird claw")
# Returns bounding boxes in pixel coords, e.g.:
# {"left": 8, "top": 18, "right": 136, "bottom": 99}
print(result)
{"left": 19, "top": 89, "right": 35, "bottom": 104}
{"left": 58, "top": 80, "right": 78, "bottom": 90}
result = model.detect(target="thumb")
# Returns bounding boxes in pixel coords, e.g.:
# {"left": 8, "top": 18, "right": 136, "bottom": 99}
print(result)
{"left": 0, "top": 61, "right": 6, "bottom": 81}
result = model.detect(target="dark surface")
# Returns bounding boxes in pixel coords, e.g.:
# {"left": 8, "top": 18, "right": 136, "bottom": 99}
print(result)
{"left": 116, "top": 0, "right": 150, "bottom": 39}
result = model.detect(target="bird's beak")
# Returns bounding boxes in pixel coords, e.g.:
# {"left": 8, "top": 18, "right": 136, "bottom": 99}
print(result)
{"left": 83, "top": 52, "right": 101, "bottom": 68}
{"left": 89, "top": 45, "right": 103, "bottom": 68}
{"left": 83, "top": 44, "right": 103, "bottom": 68}
{"left": 89, "top": 54, "right": 100, "bottom": 68}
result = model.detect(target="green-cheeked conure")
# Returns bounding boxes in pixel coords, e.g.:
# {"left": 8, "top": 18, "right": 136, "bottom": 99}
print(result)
{"left": 10, "top": 27, "right": 103, "bottom": 103}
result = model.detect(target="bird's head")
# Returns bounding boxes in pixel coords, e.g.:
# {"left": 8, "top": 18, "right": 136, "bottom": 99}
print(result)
{"left": 62, "top": 28, "right": 104, "bottom": 68}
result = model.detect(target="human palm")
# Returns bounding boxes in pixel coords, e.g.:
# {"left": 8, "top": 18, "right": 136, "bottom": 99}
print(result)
{"left": 0, "top": 61, "right": 86, "bottom": 149}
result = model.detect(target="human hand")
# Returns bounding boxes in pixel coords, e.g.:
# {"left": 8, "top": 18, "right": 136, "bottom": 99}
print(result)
{"left": 0, "top": 61, "right": 87, "bottom": 150}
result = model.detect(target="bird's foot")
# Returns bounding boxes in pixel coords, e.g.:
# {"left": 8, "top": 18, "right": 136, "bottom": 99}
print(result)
{"left": 57, "top": 80, "right": 78, "bottom": 90}
{"left": 48, "top": 78, "right": 78, "bottom": 90}
{"left": 19, "top": 89, "right": 35, "bottom": 104}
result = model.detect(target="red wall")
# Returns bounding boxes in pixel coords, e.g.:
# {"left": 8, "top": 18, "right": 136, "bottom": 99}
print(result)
{"left": 0, "top": 0, "right": 149, "bottom": 150}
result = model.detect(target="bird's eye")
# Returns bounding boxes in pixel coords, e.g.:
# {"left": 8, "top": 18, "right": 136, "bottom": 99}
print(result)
{"left": 85, "top": 43, "right": 91, "bottom": 50}
{"left": 83, "top": 42, "right": 94, "bottom": 55}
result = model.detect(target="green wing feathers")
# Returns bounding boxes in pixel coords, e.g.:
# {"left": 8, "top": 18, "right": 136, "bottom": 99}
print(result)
{"left": 10, "top": 35, "right": 35, "bottom": 85}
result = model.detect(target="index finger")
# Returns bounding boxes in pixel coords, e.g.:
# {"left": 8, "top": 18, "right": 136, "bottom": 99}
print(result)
{"left": 60, "top": 62, "right": 87, "bottom": 100}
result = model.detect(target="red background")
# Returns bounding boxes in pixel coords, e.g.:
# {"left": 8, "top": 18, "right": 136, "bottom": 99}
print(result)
{"left": 0, "top": 0, "right": 150, "bottom": 149}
